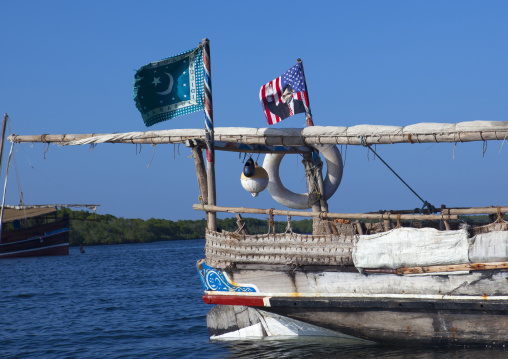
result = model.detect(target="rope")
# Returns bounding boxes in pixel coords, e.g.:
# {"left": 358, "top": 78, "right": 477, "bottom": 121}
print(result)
{"left": 147, "top": 144, "right": 156, "bottom": 167}
{"left": 360, "top": 136, "right": 436, "bottom": 214}
{"left": 496, "top": 206, "right": 506, "bottom": 223}
{"left": 267, "top": 208, "right": 275, "bottom": 235}
{"left": 198, "top": 195, "right": 205, "bottom": 210}
{"left": 499, "top": 130, "right": 508, "bottom": 154}
{"left": 234, "top": 221, "right": 246, "bottom": 235}
{"left": 43, "top": 143, "right": 49, "bottom": 159}
{"left": 284, "top": 211, "right": 293, "bottom": 234}
{"left": 11, "top": 145, "right": 24, "bottom": 206}
{"left": 396, "top": 214, "right": 402, "bottom": 228}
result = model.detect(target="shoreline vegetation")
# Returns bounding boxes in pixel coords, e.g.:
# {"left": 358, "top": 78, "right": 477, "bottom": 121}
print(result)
{"left": 60, "top": 208, "right": 500, "bottom": 247}
{"left": 60, "top": 208, "right": 313, "bottom": 246}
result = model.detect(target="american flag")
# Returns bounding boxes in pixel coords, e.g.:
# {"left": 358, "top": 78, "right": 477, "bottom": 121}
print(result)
{"left": 259, "top": 63, "right": 310, "bottom": 125}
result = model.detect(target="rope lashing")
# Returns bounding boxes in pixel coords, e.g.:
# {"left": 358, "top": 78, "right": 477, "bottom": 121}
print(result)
{"left": 198, "top": 195, "right": 205, "bottom": 210}
{"left": 267, "top": 208, "right": 275, "bottom": 235}
{"left": 285, "top": 212, "right": 293, "bottom": 234}
{"left": 496, "top": 206, "right": 506, "bottom": 223}
{"left": 360, "top": 136, "right": 436, "bottom": 214}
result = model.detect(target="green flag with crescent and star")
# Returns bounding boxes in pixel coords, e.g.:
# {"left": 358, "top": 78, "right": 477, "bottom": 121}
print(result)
{"left": 133, "top": 46, "right": 204, "bottom": 127}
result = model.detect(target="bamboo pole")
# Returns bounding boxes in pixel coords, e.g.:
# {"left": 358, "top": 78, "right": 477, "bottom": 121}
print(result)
{"left": 8, "top": 128, "right": 508, "bottom": 147}
{"left": 192, "top": 204, "right": 459, "bottom": 220}
{"left": 444, "top": 206, "right": 508, "bottom": 215}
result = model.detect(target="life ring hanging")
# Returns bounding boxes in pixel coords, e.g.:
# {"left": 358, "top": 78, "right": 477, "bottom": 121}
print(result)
{"left": 262, "top": 144, "right": 343, "bottom": 209}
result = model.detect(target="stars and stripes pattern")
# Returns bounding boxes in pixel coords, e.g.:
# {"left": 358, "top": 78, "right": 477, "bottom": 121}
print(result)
{"left": 259, "top": 62, "right": 310, "bottom": 125}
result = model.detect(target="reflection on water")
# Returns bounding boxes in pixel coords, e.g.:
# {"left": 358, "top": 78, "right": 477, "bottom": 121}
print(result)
{"left": 215, "top": 336, "right": 508, "bottom": 359}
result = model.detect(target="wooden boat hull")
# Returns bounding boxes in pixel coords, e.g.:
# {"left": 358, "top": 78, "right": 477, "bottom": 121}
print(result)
{"left": 198, "top": 261, "right": 508, "bottom": 346}
{"left": 266, "top": 298, "right": 508, "bottom": 346}
{"left": 0, "top": 219, "right": 70, "bottom": 259}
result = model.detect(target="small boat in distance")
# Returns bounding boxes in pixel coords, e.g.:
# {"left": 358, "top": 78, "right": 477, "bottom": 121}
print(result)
{"left": 0, "top": 205, "right": 70, "bottom": 259}
{"left": 0, "top": 114, "right": 99, "bottom": 259}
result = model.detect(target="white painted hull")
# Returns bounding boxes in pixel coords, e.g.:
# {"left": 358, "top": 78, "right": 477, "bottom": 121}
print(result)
{"left": 198, "top": 260, "right": 508, "bottom": 346}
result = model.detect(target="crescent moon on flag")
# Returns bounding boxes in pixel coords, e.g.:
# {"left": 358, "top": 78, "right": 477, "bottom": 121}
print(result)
{"left": 156, "top": 73, "right": 174, "bottom": 95}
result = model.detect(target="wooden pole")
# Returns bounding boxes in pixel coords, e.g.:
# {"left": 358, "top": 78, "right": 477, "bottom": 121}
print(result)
{"left": 444, "top": 206, "right": 508, "bottom": 215}
{"left": 302, "top": 152, "right": 321, "bottom": 213}
{"left": 297, "top": 59, "right": 330, "bottom": 233}
{"left": 0, "top": 114, "right": 8, "bottom": 174}
{"left": 8, "top": 127, "right": 508, "bottom": 146}
{"left": 192, "top": 204, "right": 459, "bottom": 221}
{"left": 202, "top": 38, "right": 217, "bottom": 231}
{"left": 191, "top": 147, "right": 208, "bottom": 202}
{"left": 296, "top": 58, "right": 314, "bottom": 127}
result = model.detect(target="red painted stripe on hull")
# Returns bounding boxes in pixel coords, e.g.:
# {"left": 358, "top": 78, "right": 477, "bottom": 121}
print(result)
{"left": 203, "top": 294, "right": 265, "bottom": 307}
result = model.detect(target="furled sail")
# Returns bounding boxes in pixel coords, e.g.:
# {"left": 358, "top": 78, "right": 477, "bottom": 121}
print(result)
{"left": 8, "top": 121, "right": 508, "bottom": 146}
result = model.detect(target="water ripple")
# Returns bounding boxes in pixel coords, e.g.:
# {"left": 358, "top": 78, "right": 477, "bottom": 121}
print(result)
{"left": 2, "top": 239, "right": 506, "bottom": 358}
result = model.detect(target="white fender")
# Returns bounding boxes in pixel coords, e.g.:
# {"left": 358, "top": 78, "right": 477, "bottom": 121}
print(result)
{"left": 262, "top": 144, "right": 343, "bottom": 209}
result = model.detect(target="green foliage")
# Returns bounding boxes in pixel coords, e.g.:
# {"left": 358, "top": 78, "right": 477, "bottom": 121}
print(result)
{"left": 59, "top": 209, "right": 313, "bottom": 246}
{"left": 62, "top": 206, "right": 508, "bottom": 247}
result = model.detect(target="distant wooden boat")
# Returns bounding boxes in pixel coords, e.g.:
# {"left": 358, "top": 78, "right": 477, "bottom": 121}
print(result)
{"left": 0, "top": 114, "right": 98, "bottom": 260}
{"left": 0, "top": 205, "right": 69, "bottom": 259}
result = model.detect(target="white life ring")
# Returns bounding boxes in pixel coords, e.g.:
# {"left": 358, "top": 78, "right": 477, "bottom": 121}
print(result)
{"left": 262, "top": 144, "right": 343, "bottom": 209}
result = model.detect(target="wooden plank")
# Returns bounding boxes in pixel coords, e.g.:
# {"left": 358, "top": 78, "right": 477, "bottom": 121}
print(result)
{"left": 396, "top": 262, "right": 508, "bottom": 275}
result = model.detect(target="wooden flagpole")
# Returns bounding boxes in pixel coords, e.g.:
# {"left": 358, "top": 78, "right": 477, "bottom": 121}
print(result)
{"left": 297, "top": 58, "right": 314, "bottom": 127}
{"left": 202, "top": 38, "right": 217, "bottom": 231}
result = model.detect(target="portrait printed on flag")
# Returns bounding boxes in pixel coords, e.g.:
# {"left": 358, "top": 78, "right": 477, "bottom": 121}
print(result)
{"left": 259, "top": 63, "right": 310, "bottom": 125}
{"left": 264, "top": 84, "right": 307, "bottom": 120}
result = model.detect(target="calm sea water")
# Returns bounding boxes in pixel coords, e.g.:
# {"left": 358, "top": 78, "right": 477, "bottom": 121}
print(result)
{"left": 1, "top": 239, "right": 507, "bottom": 358}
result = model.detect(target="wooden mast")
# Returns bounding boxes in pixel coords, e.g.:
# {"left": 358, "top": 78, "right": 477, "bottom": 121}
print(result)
{"left": 0, "top": 114, "right": 8, "bottom": 173}
{"left": 298, "top": 59, "right": 331, "bottom": 233}
{"left": 0, "top": 114, "right": 10, "bottom": 240}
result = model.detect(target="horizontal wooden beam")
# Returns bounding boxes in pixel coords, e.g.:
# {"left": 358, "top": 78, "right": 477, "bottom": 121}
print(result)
{"left": 192, "top": 204, "right": 458, "bottom": 220}
{"left": 186, "top": 138, "right": 311, "bottom": 153}
{"left": 8, "top": 122, "right": 508, "bottom": 146}
{"left": 9, "top": 131, "right": 506, "bottom": 146}
{"left": 442, "top": 206, "right": 508, "bottom": 215}
{"left": 396, "top": 262, "right": 508, "bottom": 275}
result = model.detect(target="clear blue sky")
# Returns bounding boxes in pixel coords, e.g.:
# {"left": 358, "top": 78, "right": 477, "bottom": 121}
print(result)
{"left": 1, "top": 1, "right": 507, "bottom": 220}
